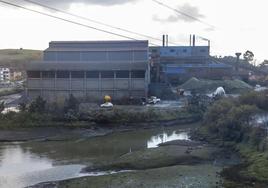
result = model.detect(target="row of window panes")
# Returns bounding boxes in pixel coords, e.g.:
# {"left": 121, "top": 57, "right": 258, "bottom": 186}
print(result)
{"left": 27, "top": 71, "right": 145, "bottom": 79}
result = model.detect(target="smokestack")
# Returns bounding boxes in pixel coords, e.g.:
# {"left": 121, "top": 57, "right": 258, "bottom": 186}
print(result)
{"left": 166, "top": 35, "right": 169, "bottom": 46}
{"left": 193, "top": 34, "right": 196, "bottom": 47}
{"left": 162, "top": 35, "right": 165, "bottom": 47}
{"left": 190, "top": 34, "right": 192, "bottom": 46}
{"left": 235, "top": 52, "right": 242, "bottom": 72}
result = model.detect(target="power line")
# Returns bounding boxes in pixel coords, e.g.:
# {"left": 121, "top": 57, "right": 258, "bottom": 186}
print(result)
{"left": 23, "top": 0, "right": 180, "bottom": 45}
{"left": 0, "top": 0, "right": 159, "bottom": 46}
{"left": 152, "top": 0, "right": 216, "bottom": 30}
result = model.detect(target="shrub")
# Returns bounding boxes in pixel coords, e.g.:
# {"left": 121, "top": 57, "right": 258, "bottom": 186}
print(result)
{"left": 239, "top": 91, "right": 268, "bottom": 111}
{"left": 0, "top": 102, "right": 5, "bottom": 114}
{"left": 64, "top": 94, "right": 79, "bottom": 113}
{"left": 28, "top": 96, "right": 46, "bottom": 113}
{"left": 203, "top": 98, "right": 258, "bottom": 142}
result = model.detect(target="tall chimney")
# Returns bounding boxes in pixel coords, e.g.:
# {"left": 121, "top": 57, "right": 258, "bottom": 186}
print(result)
{"left": 190, "top": 34, "right": 192, "bottom": 46}
{"left": 162, "top": 35, "right": 165, "bottom": 47}
{"left": 235, "top": 52, "right": 242, "bottom": 72}
{"left": 193, "top": 34, "right": 196, "bottom": 47}
{"left": 166, "top": 35, "right": 169, "bottom": 46}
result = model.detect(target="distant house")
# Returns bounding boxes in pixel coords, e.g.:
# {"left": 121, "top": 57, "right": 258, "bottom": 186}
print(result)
{"left": 26, "top": 40, "right": 150, "bottom": 103}
{"left": 0, "top": 68, "right": 10, "bottom": 82}
{"left": 10, "top": 70, "right": 23, "bottom": 81}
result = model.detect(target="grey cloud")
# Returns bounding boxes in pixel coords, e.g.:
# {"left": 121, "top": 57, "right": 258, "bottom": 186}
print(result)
{"left": 204, "top": 27, "right": 215, "bottom": 32}
{"left": 153, "top": 3, "right": 204, "bottom": 23}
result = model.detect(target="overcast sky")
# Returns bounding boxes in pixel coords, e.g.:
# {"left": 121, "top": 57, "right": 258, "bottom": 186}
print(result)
{"left": 0, "top": 0, "right": 267, "bottom": 62}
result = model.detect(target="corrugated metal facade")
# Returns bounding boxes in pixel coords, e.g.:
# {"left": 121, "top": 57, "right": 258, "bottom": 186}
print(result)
{"left": 26, "top": 40, "right": 150, "bottom": 102}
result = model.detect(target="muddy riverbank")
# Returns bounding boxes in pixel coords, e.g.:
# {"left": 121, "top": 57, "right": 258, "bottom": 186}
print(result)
{"left": 0, "top": 122, "right": 241, "bottom": 188}
{"left": 29, "top": 143, "right": 239, "bottom": 188}
{"left": 27, "top": 131, "right": 241, "bottom": 188}
{"left": 0, "top": 117, "right": 199, "bottom": 142}
{"left": 0, "top": 123, "right": 208, "bottom": 188}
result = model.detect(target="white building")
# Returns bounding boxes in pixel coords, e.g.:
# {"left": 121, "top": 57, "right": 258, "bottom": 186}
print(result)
{"left": 0, "top": 68, "right": 10, "bottom": 82}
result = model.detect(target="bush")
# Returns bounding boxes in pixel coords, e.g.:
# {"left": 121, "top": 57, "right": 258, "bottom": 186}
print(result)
{"left": 250, "top": 127, "right": 267, "bottom": 151}
{"left": 28, "top": 96, "right": 46, "bottom": 113}
{"left": 64, "top": 94, "right": 79, "bottom": 113}
{"left": 203, "top": 98, "right": 258, "bottom": 142}
{"left": 239, "top": 91, "right": 268, "bottom": 111}
{"left": 0, "top": 102, "right": 5, "bottom": 113}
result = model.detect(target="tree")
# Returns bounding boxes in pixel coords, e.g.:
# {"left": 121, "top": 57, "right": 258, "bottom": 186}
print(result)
{"left": 259, "top": 60, "right": 268, "bottom": 67}
{"left": 28, "top": 96, "right": 46, "bottom": 113}
{"left": 64, "top": 94, "right": 79, "bottom": 113}
{"left": 18, "top": 102, "right": 27, "bottom": 112}
{"left": 0, "top": 102, "right": 5, "bottom": 114}
{"left": 243, "top": 50, "right": 254, "bottom": 63}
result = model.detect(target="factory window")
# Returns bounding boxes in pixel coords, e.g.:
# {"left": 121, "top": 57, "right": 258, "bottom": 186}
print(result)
{"left": 183, "top": 49, "right": 187, "bottom": 53}
{"left": 42, "top": 71, "right": 55, "bottom": 78}
{"left": 152, "top": 49, "right": 157, "bottom": 53}
{"left": 57, "top": 71, "right": 70, "bottom": 78}
{"left": 116, "top": 71, "right": 129, "bottom": 78}
{"left": 86, "top": 71, "right": 99, "bottom": 78}
{"left": 71, "top": 71, "right": 84, "bottom": 78}
{"left": 101, "top": 71, "right": 114, "bottom": 78}
{"left": 131, "top": 71, "right": 145, "bottom": 78}
{"left": 200, "top": 49, "right": 206, "bottom": 53}
{"left": 27, "top": 71, "right": 40, "bottom": 78}
{"left": 170, "top": 49, "right": 175, "bottom": 53}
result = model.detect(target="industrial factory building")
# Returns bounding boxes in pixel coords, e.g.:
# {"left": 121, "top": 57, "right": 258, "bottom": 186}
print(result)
{"left": 26, "top": 40, "right": 150, "bottom": 102}
{"left": 150, "top": 35, "right": 233, "bottom": 84}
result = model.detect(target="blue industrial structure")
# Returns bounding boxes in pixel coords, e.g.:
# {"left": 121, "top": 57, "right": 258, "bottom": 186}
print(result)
{"left": 150, "top": 37, "right": 233, "bottom": 84}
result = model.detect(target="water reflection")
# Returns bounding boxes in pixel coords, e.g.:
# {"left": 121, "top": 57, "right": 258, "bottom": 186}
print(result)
{"left": 147, "top": 131, "right": 190, "bottom": 148}
{"left": 0, "top": 145, "right": 52, "bottom": 176}
{"left": 0, "top": 144, "right": 85, "bottom": 188}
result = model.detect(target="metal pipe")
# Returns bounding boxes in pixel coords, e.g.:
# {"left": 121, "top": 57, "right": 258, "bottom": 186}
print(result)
{"left": 190, "top": 34, "right": 192, "bottom": 46}
{"left": 166, "top": 35, "right": 168, "bottom": 46}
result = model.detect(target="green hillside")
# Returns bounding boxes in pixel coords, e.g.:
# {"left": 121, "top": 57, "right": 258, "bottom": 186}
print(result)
{"left": 0, "top": 49, "right": 42, "bottom": 70}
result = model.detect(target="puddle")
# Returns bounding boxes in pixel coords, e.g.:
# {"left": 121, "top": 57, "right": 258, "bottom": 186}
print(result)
{"left": 147, "top": 131, "right": 190, "bottom": 148}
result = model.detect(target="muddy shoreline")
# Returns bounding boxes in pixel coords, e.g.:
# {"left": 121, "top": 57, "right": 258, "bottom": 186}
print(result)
{"left": 29, "top": 138, "right": 229, "bottom": 188}
{"left": 0, "top": 118, "right": 199, "bottom": 142}
{"left": 0, "top": 119, "right": 245, "bottom": 188}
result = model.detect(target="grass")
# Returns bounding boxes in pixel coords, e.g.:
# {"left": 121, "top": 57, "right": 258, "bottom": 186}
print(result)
{"left": 0, "top": 49, "right": 42, "bottom": 69}
{"left": 0, "top": 88, "right": 23, "bottom": 97}
{"left": 237, "top": 144, "right": 268, "bottom": 182}
{"left": 0, "top": 106, "right": 200, "bottom": 129}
